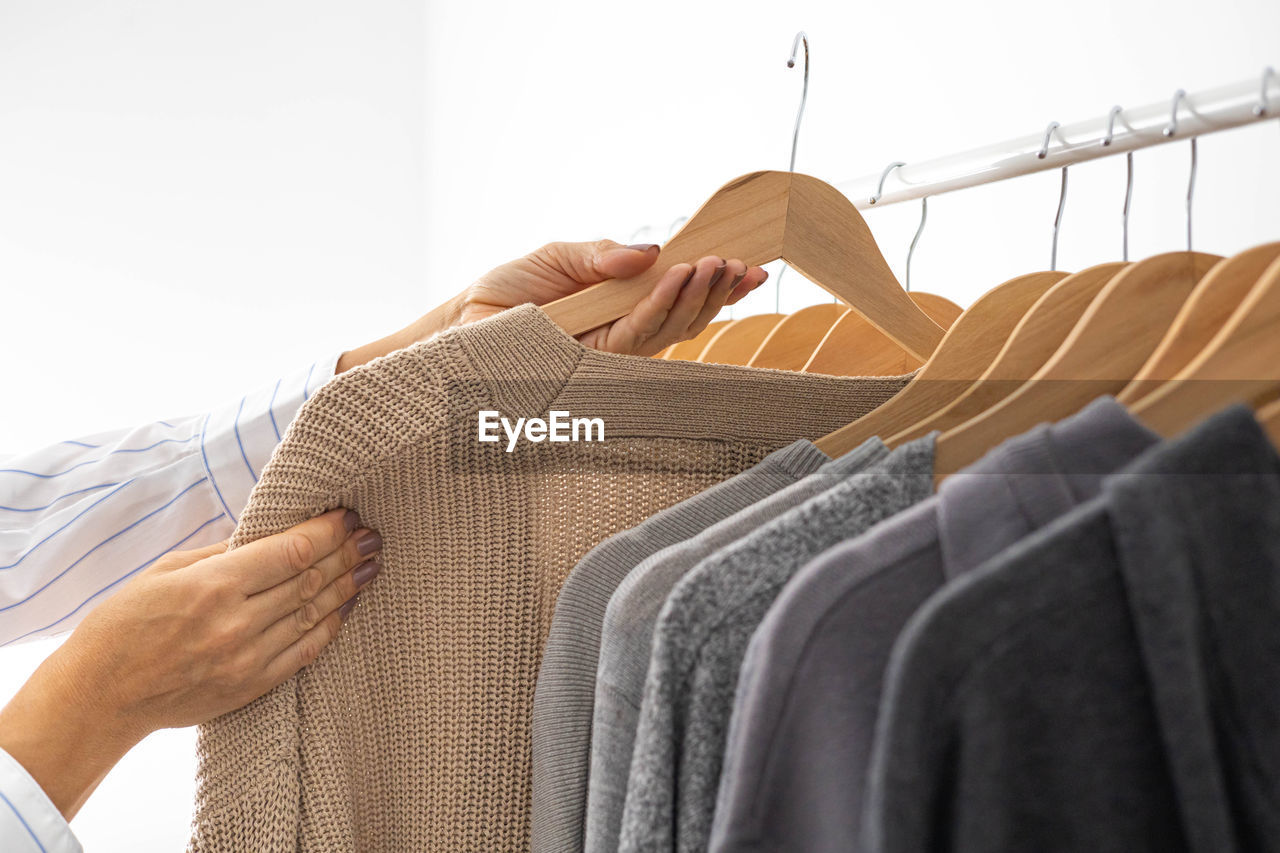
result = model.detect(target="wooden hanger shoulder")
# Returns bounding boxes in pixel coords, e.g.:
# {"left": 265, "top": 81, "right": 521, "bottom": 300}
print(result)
{"left": 542, "top": 171, "right": 944, "bottom": 360}
{"left": 934, "top": 250, "right": 1221, "bottom": 478}
{"left": 697, "top": 313, "right": 786, "bottom": 365}
{"left": 1132, "top": 253, "right": 1280, "bottom": 436}
{"left": 746, "top": 303, "right": 846, "bottom": 370}
{"left": 661, "top": 320, "right": 730, "bottom": 360}
{"left": 909, "top": 292, "right": 962, "bottom": 329}
{"left": 1115, "top": 242, "right": 1280, "bottom": 404}
{"left": 813, "top": 270, "right": 1065, "bottom": 457}
{"left": 803, "top": 309, "right": 921, "bottom": 377}
{"left": 887, "top": 262, "right": 1128, "bottom": 446}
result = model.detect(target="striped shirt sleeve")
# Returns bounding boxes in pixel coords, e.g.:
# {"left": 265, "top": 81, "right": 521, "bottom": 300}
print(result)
{"left": 0, "top": 353, "right": 340, "bottom": 648}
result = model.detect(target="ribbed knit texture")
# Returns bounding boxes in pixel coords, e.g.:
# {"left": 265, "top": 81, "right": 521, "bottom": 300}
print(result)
{"left": 187, "top": 304, "right": 911, "bottom": 853}
{"left": 531, "top": 440, "right": 829, "bottom": 853}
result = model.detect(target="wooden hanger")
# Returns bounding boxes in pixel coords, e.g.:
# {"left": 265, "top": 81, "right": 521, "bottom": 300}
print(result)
{"left": 696, "top": 313, "right": 786, "bottom": 364}
{"left": 909, "top": 292, "right": 963, "bottom": 329}
{"left": 747, "top": 303, "right": 846, "bottom": 370}
{"left": 1130, "top": 253, "right": 1280, "bottom": 437}
{"left": 1256, "top": 395, "right": 1280, "bottom": 449}
{"left": 1115, "top": 242, "right": 1280, "bottom": 404}
{"left": 886, "top": 262, "right": 1128, "bottom": 445}
{"left": 933, "top": 251, "right": 1222, "bottom": 478}
{"left": 541, "top": 171, "right": 946, "bottom": 361}
{"left": 659, "top": 320, "right": 730, "bottom": 360}
{"left": 801, "top": 291, "right": 965, "bottom": 377}
{"left": 813, "top": 270, "right": 1065, "bottom": 457}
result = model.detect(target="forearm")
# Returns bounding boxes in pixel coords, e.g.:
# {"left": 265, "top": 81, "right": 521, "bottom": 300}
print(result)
{"left": 336, "top": 291, "right": 466, "bottom": 374}
{"left": 0, "top": 647, "right": 139, "bottom": 821}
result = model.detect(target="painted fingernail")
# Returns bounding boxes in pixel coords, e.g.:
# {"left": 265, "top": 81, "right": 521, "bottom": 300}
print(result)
{"left": 356, "top": 531, "right": 383, "bottom": 557}
{"left": 626, "top": 243, "right": 659, "bottom": 253}
{"left": 728, "top": 271, "right": 747, "bottom": 291}
{"left": 342, "top": 510, "right": 359, "bottom": 532}
{"left": 708, "top": 263, "right": 728, "bottom": 288}
{"left": 679, "top": 265, "right": 697, "bottom": 287}
{"left": 353, "top": 560, "right": 382, "bottom": 588}
{"left": 760, "top": 270, "right": 770, "bottom": 283}
{"left": 339, "top": 595, "right": 359, "bottom": 619}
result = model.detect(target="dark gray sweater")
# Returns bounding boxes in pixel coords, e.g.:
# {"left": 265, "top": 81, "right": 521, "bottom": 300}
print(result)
{"left": 710, "top": 397, "right": 1160, "bottom": 853}
{"left": 863, "top": 406, "right": 1280, "bottom": 853}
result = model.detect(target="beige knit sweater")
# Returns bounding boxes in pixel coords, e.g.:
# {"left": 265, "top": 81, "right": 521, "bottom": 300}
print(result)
{"left": 187, "top": 304, "right": 910, "bottom": 853}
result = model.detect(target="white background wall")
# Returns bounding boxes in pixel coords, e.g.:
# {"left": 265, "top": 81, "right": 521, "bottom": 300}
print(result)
{"left": 0, "top": 1, "right": 1276, "bottom": 849}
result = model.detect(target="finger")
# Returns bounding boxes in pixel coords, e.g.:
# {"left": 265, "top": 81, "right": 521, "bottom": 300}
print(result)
{"left": 597, "top": 262, "right": 694, "bottom": 353}
{"left": 258, "top": 559, "right": 381, "bottom": 655}
{"left": 727, "top": 267, "right": 769, "bottom": 306}
{"left": 680, "top": 259, "right": 746, "bottom": 342}
{"left": 260, "top": 607, "right": 345, "bottom": 689}
{"left": 534, "top": 239, "right": 659, "bottom": 286}
{"left": 593, "top": 241, "right": 662, "bottom": 281}
{"left": 636, "top": 256, "right": 726, "bottom": 355}
{"left": 154, "top": 539, "right": 230, "bottom": 572}
{"left": 221, "top": 508, "right": 359, "bottom": 595}
{"left": 248, "top": 526, "right": 382, "bottom": 629}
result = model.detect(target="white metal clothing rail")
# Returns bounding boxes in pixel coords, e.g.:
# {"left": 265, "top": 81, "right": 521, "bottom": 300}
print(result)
{"left": 840, "top": 71, "right": 1279, "bottom": 210}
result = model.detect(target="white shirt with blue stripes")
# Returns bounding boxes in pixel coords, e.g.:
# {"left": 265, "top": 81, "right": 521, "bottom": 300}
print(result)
{"left": 0, "top": 353, "right": 339, "bottom": 853}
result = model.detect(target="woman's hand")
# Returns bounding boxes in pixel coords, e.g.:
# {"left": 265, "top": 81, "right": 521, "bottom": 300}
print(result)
{"left": 336, "top": 240, "right": 768, "bottom": 372}
{"left": 0, "top": 508, "right": 382, "bottom": 820}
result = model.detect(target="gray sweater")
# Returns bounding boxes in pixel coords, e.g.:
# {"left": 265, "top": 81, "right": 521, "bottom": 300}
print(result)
{"left": 709, "top": 398, "right": 1160, "bottom": 853}
{"left": 530, "top": 440, "right": 833, "bottom": 853}
{"left": 618, "top": 437, "right": 936, "bottom": 853}
{"left": 586, "top": 438, "right": 890, "bottom": 853}
{"left": 864, "top": 406, "right": 1280, "bottom": 853}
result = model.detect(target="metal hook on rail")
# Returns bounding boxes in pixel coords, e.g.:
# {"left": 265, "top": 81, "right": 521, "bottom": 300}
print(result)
{"left": 869, "top": 161, "right": 927, "bottom": 292}
{"left": 1103, "top": 105, "right": 1134, "bottom": 261}
{"left": 1039, "top": 121, "right": 1069, "bottom": 271}
{"left": 776, "top": 31, "right": 811, "bottom": 309}
{"left": 1163, "top": 89, "right": 1197, "bottom": 251}
{"left": 1254, "top": 66, "right": 1277, "bottom": 117}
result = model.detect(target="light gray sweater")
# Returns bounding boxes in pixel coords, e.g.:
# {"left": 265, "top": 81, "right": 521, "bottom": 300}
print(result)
{"left": 530, "top": 440, "right": 833, "bottom": 853}
{"left": 618, "top": 436, "right": 936, "bottom": 853}
{"left": 585, "top": 437, "right": 890, "bottom": 853}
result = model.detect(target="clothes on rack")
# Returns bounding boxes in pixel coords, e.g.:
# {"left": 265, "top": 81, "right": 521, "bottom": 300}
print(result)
{"left": 185, "top": 294, "right": 1280, "bottom": 853}
{"left": 186, "top": 304, "right": 911, "bottom": 853}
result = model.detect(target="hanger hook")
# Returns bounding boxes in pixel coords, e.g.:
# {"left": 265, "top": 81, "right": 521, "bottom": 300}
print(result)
{"left": 786, "top": 32, "right": 809, "bottom": 173}
{"left": 666, "top": 215, "right": 688, "bottom": 241}
{"left": 1253, "top": 66, "right": 1276, "bottom": 117}
{"left": 870, "top": 161, "right": 906, "bottom": 205}
{"left": 1163, "top": 90, "right": 1197, "bottom": 251}
{"left": 1039, "top": 122, "right": 1068, "bottom": 270}
{"left": 1103, "top": 106, "right": 1134, "bottom": 261}
{"left": 906, "top": 198, "right": 928, "bottom": 293}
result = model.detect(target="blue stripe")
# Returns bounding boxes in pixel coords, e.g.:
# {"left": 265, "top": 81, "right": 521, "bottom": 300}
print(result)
{"left": 158, "top": 420, "right": 177, "bottom": 428}
{"left": 233, "top": 396, "right": 256, "bottom": 483}
{"left": 0, "top": 481, "right": 118, "bottom": 513}
{"left": 0, "top": 789, "right": 46, "bottom": 852}
{"left": 267, "top": 378, "right": 284, "bottom": 442}
{"left": 1, "top": 514, "right": 225, "bottom": 647}
{"left": 200, "top": 412, "right": 236, "bottom": 524}
{"left": 61, "top": 439, "right": 99, "bottom": 449}
{"left": 0, "top": 481, "right": 133, "bottom": 570}
{"left": 0, "top": 478, "right": 208, "bottom": 612}
{"left": 303, "top": 362, "right": 316, "bottom": 401}
{"left": 0, "top": 435, "right": 197, "bottom": 478}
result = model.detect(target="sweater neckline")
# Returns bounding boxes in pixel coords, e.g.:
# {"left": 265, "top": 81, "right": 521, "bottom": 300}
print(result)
{"left": 448, "top": 303, "right": 916, "bottom": 443}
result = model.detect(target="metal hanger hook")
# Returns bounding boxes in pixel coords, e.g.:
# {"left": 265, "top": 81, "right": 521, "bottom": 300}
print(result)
{"left": 906, "top": 198, "right": 928, "bottom": 293}
{"left": 786, "top": 32, "right": 809, "bottom": 173}
{"left": 1164, "top": 90, "right": 1197, "bottom": 250}
{"left": 1039, "top": 122, "right": 1068, "bottom": 270}
{"left": 1253, "top": 66, "right": 1276, "bottom": 117}
{"left": 869, "top": 161, "right": 906, "bottom": 205}
{"left": 666, "top": 215, "right": 688, "bottom": 241}
{"left": 1103, "top": 106, "right": 1134, "bottom": 261}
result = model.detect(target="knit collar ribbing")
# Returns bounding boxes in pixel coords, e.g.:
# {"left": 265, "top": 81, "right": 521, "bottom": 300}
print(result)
{"left": 444, "top": 303, "right": 915, "bottom": 444}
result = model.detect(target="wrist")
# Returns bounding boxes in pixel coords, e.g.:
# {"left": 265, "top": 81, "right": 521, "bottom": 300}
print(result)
{"left": 336, "top": 290, "right": 468, "bottom": 374}
{"left": 0, "top": 643, "right": 143, "bottom": 819}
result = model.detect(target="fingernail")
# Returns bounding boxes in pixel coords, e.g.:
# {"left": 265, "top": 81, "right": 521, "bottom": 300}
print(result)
{"left": 708, "top": 263, "right": 728, "bottom": 288}
{"left": 626, "top": 243, "right": 659, "bottom": 253}
{"left": 679, "top": 266, "right": 697, "bottom": 287}
{"left": 728, "top": 271, "right": 747, "bottom": 291}
{"left": 339, "top": 595, "right": 359, "bottom": 619}
{"left": 356, "top": 531, "right": 383, "bottom": 557}
{"left": 353, "top": 560, "right": 382, "bottom": 588}
{"left": 760, "top": 270, "right": 770, "bottom": 283}
{"left": 342, "top": 510, "right": 359, "bottom": 532}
